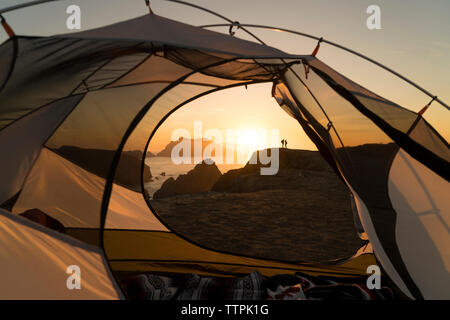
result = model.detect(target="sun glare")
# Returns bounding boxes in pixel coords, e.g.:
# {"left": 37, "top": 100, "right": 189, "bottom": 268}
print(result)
{"left": 238, "top": 129, "right": 261, "bottom": 147}
{"left": 233, "top": 128, "right": 270, "bottom": 160}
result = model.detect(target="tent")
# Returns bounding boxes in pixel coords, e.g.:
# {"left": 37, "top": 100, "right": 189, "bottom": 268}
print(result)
{"left": 0, "top": 3, "right": 448, "bottom": 300}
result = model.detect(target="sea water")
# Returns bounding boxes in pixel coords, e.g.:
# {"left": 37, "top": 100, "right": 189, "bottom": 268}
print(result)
{"left": 144, "top": 156, "right": 243, "bottom": 197}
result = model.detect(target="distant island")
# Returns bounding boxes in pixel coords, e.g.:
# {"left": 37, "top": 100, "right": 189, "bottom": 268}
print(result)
{"left": 151, "top": 137, "right": 213, "bottom": 157}
{"left": 149, "top": 137, "right": 248, "bottom": 161}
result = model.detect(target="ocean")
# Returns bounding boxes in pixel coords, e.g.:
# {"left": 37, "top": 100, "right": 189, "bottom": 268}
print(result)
{"left": 144, "top": 156, "right": 244, "bottom": 196}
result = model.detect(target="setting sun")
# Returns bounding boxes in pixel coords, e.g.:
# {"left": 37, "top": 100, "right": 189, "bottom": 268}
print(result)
{"left": 237, "top": 129, "right": 261, "bottom": 147}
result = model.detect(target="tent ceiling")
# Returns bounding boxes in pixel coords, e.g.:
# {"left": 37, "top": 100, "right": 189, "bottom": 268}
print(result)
{"left": 58, "top": 14, "right": 304, "bottom": 60}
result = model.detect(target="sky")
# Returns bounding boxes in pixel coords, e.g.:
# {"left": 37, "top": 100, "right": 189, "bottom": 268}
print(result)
{"left": 1, "top": 0, "right": 449, "bottom": 152}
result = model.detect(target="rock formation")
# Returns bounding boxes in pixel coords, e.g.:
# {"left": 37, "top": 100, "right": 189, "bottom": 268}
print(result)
{"left": 153, "top": 160, "right": 222, "bottom": 199}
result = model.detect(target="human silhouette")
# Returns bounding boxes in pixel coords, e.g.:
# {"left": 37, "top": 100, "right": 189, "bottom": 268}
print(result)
{"left": 281, "top": 139, "right": 285, "bottom": 148}
{"left": 285, "top": 139, "right": 288, "bottom": 149}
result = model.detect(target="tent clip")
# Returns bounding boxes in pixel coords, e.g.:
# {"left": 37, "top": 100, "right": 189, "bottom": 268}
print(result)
{"left": 303, "top": 60, "right": 310, "bottom": 79}
{"left": 418, "top": 95, "right": 437, "bottom": 115}
{"left": 144, "top": 0, "right": 154, "bottom": 14}
{"left": 312, "top": 37, "right": 324, "bottom": 57}
{"left": 82, "top": 80, "right": 90, "bottom": 92}
{"left": 327, "top": 121, "right": 333, "bottom": 132}
{"left": 0, "top": 14, "right": 15, "bottom": 38}
{"left": 229, "top": 21, "right": 241, "bottom": 36}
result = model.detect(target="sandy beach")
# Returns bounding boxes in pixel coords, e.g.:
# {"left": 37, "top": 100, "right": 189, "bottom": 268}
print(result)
{"left": 150, "top": 149, "right": 364, "bottom": 263}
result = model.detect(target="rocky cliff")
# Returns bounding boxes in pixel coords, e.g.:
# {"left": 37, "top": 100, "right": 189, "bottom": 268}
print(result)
{"left": 153, "top": 160, "right": 222, "bottom": 199}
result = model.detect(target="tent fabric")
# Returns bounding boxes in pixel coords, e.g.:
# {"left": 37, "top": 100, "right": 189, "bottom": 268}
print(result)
{"left": 104, "top": 230, "right": 375, "bottom": 278}
{"left": 349, "top": 187, "right": 412, "bottom": 298}
{"left": 388, "top": 149, "right": 450, "bottom": 299}
{"left": 307, "top": 58, "right": 449, "bottom": 181}
{"left": 13, "top": 148, "right": 168, "bottom": 231}
{"left": 277, "top": 59, "right": 449, "bottom": 299}
{"left": 0, "top": 37, "right": 15, "bottom": 91}
{"left": 60, "top": 14, "right": 303, "bottom": 59}
{"left": 0, "top": 13, "right": 448, "bottom": 300}
{"left": 0, "top": 37, "right": 148, "bottom": 129}
{"left": 409, "top": 117, "right": 450, "bottom": 163}
{"left": 0, "top": 94, "right": 83, "bottom": 204}
{"left": 0, "top": 208, "right": 123, "bottom": 300}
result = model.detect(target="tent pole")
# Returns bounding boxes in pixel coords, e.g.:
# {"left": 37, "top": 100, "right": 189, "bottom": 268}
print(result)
{"left": 166, "top": 0, "right": 267, "bottom": 45}
{"left": 198, "top": 23, "right": 450, "bottom": 112}
{"left": 166, "top": 1, "right": 449, "bottom": 112}
{"left": 0, "top": 0, "right": 448, "bottom": 111}
{"left": 0, "top": 0, "right": 61, "bottom": 14}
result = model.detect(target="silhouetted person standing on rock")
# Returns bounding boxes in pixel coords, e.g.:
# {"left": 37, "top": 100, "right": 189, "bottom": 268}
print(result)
{"left": 281, "top": 139, "right": 285, "bottom": 148}
{"left": 285, "top": 139, "right": 288, "bottom": 149}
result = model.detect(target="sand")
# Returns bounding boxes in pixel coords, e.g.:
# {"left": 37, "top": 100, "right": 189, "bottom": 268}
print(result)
{"left": 151, "top": 188, "right": 364, "bottom": 263}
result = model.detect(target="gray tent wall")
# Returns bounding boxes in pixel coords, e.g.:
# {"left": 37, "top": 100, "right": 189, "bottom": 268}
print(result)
{"left": 273, "top": 59, "right": 449, "bottom": 299}
{"left": 0, "top": 5, "right": 448, "bottom": 299}
{"left": 0, "top": 207, "right": 124, "bottom": 299}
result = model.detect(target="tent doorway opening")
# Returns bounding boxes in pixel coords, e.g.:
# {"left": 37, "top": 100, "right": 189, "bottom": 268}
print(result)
{"left": 144, "top": 83, "right": 365, "bottom": 263}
